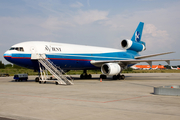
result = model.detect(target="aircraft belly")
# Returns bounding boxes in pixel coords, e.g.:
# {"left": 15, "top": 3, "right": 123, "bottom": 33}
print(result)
{"left": 8, "top": 58, "right": 34, "bottom": 69}
{"left": 50, "top": 59, "right": 98, "bottom": 70}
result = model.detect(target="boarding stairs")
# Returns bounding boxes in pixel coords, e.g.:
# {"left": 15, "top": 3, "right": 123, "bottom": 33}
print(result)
{"left": 37, "top": 54, "right": 73, "bottom": 85}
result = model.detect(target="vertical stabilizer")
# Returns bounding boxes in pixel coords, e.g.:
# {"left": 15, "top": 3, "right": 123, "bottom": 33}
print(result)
{"left": 131, "top": 22, "right": 144, "bottom": 42}
{"left": 121, "top": 22, "right": 146, "bottom": 52}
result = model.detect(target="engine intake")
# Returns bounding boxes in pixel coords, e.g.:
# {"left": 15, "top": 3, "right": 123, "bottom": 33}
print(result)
{"left": 101, "top": 63, "right": 121, "bottom": 76}
{"left": 121, "top": 39, "right": 146, "bottom": 52}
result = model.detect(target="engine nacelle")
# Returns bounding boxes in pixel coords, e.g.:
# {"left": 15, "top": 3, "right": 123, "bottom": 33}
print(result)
{"left": 101, "top": 63, "right": 121, "bottom": 76}
{"left": 121, "top": 39, "right": 146, "bottom": 52}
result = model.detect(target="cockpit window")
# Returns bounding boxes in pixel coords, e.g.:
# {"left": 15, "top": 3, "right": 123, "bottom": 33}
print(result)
{"left": 20, "top": 47, "right": 24, "bottom": 51}
{"left": 9, "top": 48, "right": 15, "bottom": 50}
{"left": 9, "top": 47, "right": 24, "bottom": 52}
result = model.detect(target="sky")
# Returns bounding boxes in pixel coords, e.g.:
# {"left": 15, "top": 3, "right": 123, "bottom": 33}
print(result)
{"left": 0, "top": 0, "right": 180, "bottom": 65}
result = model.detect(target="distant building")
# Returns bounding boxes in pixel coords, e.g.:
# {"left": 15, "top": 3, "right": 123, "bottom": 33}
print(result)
{"left": 131, "top": 65, "right": 165, "bottom": 70}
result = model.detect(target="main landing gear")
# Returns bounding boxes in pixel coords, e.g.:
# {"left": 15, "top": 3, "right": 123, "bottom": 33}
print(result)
{"left": 100, "top": 74, "right": 107, "bottom": 79}
{"left": 100, "top": 74, "right": 125, "bottom": 80}
{"left": 112, "top": 74, "right": 125, "bottom": 80}
{"left": 80, "top": 70, "right": 92, "bottom": 79}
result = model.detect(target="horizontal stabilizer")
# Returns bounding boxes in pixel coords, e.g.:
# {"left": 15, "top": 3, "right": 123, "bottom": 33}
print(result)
{"left": 135, "top": 52, "right": 174, "bottom": 59}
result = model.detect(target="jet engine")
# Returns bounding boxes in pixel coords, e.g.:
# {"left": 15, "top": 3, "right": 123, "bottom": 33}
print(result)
{"left": 121, "top": 39, "right": 146, "bottom": 52}
{"left": 101, "top": 63, "right": 121, "bottom": 76}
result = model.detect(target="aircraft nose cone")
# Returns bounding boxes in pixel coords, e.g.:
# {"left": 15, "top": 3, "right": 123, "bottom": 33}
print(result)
{"left": 4, "top": 51, "right": 12, "bottom": 61}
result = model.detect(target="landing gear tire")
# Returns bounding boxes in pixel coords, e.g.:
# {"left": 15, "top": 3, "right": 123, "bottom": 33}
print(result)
{"left": 39, "top": 81, "right": 42, "bottom": 84}
{"left": 55, "top": 82, "right": 59, "bottom": 85}
{"left": 87, "top": 74, "right": 92, "bottom": 79}
{"left": 100, "top": 74, "right": 107, "bottom": 79}
{"left": 113, "top": 75, "right": 117, "bottom": 80}
{"left": 80, "top": 74, "right": 92, "bottom": 79}
{"left": 112, "top": 74, "right": 125, "bottom": 80}
{"left": 35, "top": 77, "right": 39, "bottom": 82}
{"left": 117, "top": 74, "right": 121, "bottom": 80}
{"left": 80, "top": 70, "right": 92, "bottom": 79}
{"left": 80, "top": 74, "right": 84, "bottom": 79}
{"left": 120, "top": 75, "right": 125, "bottom": 80}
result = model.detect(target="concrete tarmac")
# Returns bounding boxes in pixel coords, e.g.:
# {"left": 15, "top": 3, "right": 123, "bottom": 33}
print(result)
{"left": 0, "top": 73, "right": 180, "bottom": 120}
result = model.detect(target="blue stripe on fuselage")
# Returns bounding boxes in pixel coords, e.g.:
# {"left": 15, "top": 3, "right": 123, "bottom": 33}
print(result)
{"left": 46, "top": 51, "right": 137, "bottom": 61}
{"left": 4, "top": 51, "right": 139, "bottom": 70}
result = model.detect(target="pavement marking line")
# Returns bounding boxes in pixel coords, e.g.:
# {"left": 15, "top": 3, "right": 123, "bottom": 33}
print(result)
{"left": 102, "top": 95, "right": 153, "bottom": 103}
{"left": 0, "top": 93, "right": 104, "bottom": 103}
{"left": 0, "top": 93, "right": 153, "bottom": 104}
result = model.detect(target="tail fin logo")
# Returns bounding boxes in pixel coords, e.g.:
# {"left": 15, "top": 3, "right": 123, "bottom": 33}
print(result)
{"left": 135, "top": 31, "right": 140, "bottom": 42}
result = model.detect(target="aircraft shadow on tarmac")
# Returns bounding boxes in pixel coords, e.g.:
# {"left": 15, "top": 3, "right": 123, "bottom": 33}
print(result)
{"left": 9, "top": 75, "right": 179, "bottom": 83}
{"left": 9, "top": 77, "right": 122, "bottom": 83}
{"left": 10, "top": 80, "right": 37, "bottom": 83}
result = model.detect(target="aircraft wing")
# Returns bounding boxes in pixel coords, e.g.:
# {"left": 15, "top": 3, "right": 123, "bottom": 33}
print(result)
{"left": 134, "top": 52, "right": 174, "bottom": 59}
{"left": 91, "top": 59, "right": 180, "bottom": 68}
{"left": 91, "top": 52, "right": 180, "bottom": 68}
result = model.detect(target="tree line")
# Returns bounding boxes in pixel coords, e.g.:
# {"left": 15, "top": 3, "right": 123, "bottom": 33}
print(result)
{"left": 0, "top": 61, "right": 25, "bottom": 69}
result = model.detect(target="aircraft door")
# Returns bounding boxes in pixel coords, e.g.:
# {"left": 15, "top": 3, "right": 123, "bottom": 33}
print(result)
{"left": 30, "top": 46, "right": 38, "bottom": 60}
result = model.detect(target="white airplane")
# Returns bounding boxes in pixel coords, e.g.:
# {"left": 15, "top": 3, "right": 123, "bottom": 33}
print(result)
{"left": 150, "top": 66, "right": 158, "bottom": 70}
{"left": 130, "top": 65, "right": 140, "bottom": 70}
{"left": 3, "top": 22, "right": 180, "bottom": 80}
{"left": 171, "top": 66, "right": 180, "bottom": 70}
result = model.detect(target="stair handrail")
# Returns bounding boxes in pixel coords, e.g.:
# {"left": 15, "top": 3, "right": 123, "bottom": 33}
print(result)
{"left": 38, "top": 54, "right": 73, "bottom": 85}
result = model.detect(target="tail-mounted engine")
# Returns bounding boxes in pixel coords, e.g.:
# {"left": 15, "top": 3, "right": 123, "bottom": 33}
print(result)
{"left": 121, "top": 39, "right": 146, "bottom": 52}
